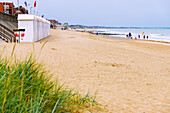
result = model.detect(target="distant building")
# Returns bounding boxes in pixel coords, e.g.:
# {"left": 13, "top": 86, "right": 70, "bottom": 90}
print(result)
{"left": 64, "top": 23, "right": 68, "bottom": 26}
{"left": 0, "top": 2, "right": 14, "bottom": 15}
{"left": 0, "top": 2, "right": 28, "bottom": 16}
{"left": 13, "top": 6, "right": 28, "bottom": 16}
{"left": 48, "top": 19, "right": 68, "bottom": 30}
{"left": 48, "top": 20, "right": 60, "bottom": 28}
{"left": 57, "top": 22, "right": 69, "bottom": 30}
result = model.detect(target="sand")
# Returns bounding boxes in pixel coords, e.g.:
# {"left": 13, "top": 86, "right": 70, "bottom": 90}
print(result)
{"left": 0, "top": 29, "right": 170, "bottom": 112}
{"left": 0, "top": 39, "right": 5, "bottom": 45}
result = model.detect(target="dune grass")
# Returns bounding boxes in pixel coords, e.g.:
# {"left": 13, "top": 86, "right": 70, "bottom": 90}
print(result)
{"left": 0, "top": 54, "right": 100, "bottom": 113}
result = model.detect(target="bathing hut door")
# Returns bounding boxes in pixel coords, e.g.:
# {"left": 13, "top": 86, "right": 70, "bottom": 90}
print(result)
{"left": 37, "top": 21, "right": 39, "bottom": 41}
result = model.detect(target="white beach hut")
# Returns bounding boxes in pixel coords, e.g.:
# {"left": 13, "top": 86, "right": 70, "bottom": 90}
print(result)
{"left": 17, "top": 14, "right": 50, "bottom": 42}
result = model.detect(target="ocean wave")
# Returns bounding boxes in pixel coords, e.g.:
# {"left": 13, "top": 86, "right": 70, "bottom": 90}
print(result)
{"left": 95, "top": 29, "right": 170, "bottom": 42}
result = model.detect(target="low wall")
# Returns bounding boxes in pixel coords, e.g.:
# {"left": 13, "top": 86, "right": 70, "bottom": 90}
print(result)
{"left": 0, "top": 12, "right": 17, "bottom": 22}
{"left": 18, "top": 14, "right": 50, "bottom": 42}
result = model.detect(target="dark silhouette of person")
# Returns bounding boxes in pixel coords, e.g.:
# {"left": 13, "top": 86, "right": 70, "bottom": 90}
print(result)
{"left": 138, "top": 35, "right": 140, "bottom": 39}
{"left": 147, "top": 36, "right": 149, "bottom": 39}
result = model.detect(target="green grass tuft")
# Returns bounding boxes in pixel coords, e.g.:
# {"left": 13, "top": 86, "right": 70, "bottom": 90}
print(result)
{"left": 0, "top": 55, "right": 100, "bottom": 113}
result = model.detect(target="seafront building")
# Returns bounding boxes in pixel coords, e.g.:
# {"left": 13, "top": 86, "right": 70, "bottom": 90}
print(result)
{"left": 48, "top": 19, "right": 61, "bottom": 28}
{"left": 0, "top": 2, "right": 28, "bottom": 16}
{"left": 48, "top": 19, "right": 68, "bottom": 30}
{"left": 13, "top": 6, "right": 28, "bottom": 16}
{"left": 0, "top": 2, "right": 14, "bottom": 15}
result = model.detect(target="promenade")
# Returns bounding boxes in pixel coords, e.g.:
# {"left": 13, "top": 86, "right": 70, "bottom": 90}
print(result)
{"left": 0, "top": 29, "right": 170, "bottom": 113}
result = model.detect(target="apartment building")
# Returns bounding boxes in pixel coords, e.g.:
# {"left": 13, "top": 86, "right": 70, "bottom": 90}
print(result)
{"left": 0, "top": 2, "right": 14, "bottom": 15}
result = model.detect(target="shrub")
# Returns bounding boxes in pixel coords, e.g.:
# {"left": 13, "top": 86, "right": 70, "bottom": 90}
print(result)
{"left": 0, "top": 56, "right": 100, "bottom": 113}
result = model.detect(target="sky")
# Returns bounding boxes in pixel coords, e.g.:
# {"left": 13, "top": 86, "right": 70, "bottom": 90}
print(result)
{"left": 2, "top": 0, "right": 170, "bottom": 27}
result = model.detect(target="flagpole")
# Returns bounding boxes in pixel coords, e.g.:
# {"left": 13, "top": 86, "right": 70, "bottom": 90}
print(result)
{"left": 34, "top": 1, "right": 36, "bottom": 15}
{"left": 17, "top": 0, "right": 19, "bottom": 12}
{"left": 30, "top": 7, "right": 32, "bottom": 14}
{"left": 4, "top": 2, "right": 6, "bottom": 13}
{"left": 35, "top": 0, "right": 38, "bottom": 16}
{"left": 28, "top": 4, "right": 30, "bottom": 14}
{"left": 34, "top": 1, "right": 37, "bottom": 15}
{"left": 25, "top": 1, "right": 27, "bottom": 10}
{"left": 17, "top": 0, "right": 19, "bottom": 7}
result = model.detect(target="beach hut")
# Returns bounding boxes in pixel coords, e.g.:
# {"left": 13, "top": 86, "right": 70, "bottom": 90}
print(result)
{"left": 17, "top": 14, "right": 50, "bottom": 42}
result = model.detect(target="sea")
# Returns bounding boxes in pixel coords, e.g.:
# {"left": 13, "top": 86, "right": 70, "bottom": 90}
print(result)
{"left": 95, "top": 28, "right": 170, "bottom": 42}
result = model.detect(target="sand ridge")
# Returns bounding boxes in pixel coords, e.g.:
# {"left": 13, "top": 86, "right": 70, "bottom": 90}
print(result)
{"left": 0, "top": 29, "right": 170, "bottom": 112}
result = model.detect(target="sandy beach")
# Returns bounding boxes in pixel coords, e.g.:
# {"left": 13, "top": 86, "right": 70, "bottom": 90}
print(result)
{"left": 0, "top": 29, "right": 170, "bottom": 112}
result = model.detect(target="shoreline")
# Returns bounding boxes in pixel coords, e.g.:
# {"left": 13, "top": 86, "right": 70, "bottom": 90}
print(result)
{"left": 100, "top": 35, "right": 170, "bottom": 45}
{"left": 0, "top": 29, "right": 170, "bottom": 112}
{"left": 74, "top": 28, "right": 170, "bottom": 44}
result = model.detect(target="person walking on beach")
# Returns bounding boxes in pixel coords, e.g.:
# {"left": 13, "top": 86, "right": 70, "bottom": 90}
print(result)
{"left": 129, "top": 32, "right": 132, "bottom": 38}
{"left": 143, "top": 35, "right": 145, "bottom": 39}
{"left": 138, "top": 35, "right": 140, "bottom": 39}
{"left": 147, "top": 36, "right": 149, "bottom": 40}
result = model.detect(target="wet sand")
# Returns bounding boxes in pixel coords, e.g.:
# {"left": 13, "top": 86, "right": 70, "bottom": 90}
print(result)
{"left": 0, "top": 29, "right": 170, "bottom": 112}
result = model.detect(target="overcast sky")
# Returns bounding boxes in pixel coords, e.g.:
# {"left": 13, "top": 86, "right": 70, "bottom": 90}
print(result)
{"left": 2, "top": 0, "right": 170, "bottom": 27}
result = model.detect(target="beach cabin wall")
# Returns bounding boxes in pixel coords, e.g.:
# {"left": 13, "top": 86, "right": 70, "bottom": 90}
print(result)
{"left": 18, "top": 14, "right": 50, "bottom": 42}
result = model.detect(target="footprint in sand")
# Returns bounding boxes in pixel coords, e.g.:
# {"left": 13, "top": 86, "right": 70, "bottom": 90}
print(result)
{"left": 94, "top": 61, "right": 123, "bottom": 67}
{"left": 51, "top": 48, "right": 57, "bottom": 50}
